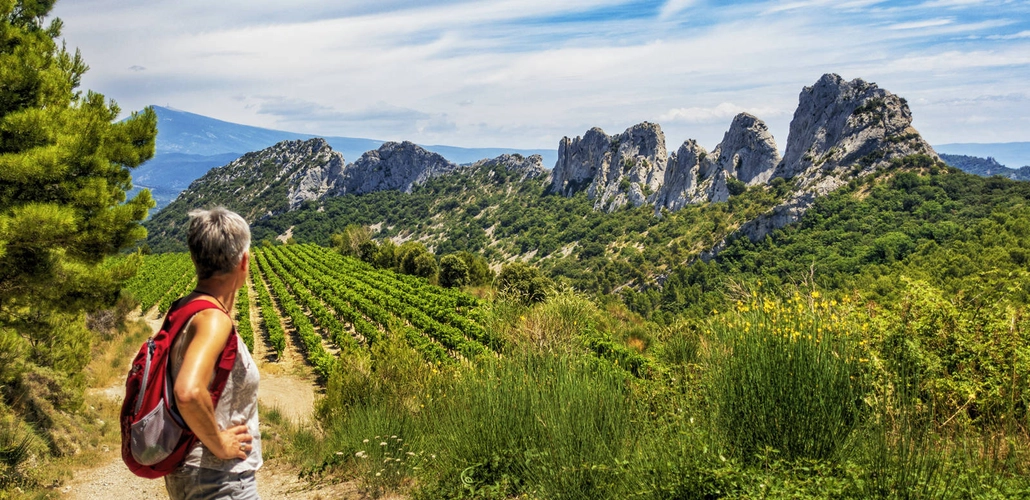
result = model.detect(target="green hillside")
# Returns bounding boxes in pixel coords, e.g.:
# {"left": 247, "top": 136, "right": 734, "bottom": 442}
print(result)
{"left": 231, "top": 155, "right": 1030, "bottom": 323}
{"left": 245, "top": 156, "right": 790, "bottom": 290}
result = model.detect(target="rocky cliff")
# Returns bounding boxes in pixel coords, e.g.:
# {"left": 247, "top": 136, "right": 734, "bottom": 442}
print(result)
{"left": 724, "top": 75, "right": 938, "bottom": 244}
{"left": 552, "top": 74, "right": 936, "bottom": 249}
{"left": 710, "top": 113, "right": 781, "bottom": 186}
{"left": 775, "top": 74, "right": 934, "bottom": 183}
{"left": 338, "top": 141, "right": 458, "bottom": 195}
{"left": 549, "top": 123, "right": 667, "bottom": 212}
{"left": 468, "top": 153, "right": 548, "bottom": 183}
{"left": 654, "top": 139, "right": 710, "bottom": 212}
{"left": 553, "top": 112, "right": 781, "bottom": 213}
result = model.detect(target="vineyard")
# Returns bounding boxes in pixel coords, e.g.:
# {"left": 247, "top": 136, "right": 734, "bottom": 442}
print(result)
{"left": 122, "top": 244, "right": 495, "bottom": 379}
{"left": 122, "top": 252, "right": 196, "bottom": 315}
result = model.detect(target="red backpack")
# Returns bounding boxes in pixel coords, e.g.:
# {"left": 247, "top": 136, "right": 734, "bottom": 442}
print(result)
{"left": 120, "top": 298, "right": 238, "bottom": 478}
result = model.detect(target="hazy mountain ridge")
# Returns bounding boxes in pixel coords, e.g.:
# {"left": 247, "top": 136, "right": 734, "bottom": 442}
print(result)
{"left": 935, "top": 142, "right": 1030, "bottom": 170}
{"left": 939, "top": 153, "right": 1030, "bottom": 181}
{"left": 146, "top": 74, "right": 938, "bottom": 258}
{"left": 133, "top": 106, "right": 555, "bottom": 212}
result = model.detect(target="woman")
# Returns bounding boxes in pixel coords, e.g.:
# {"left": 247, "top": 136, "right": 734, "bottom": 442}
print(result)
{"left": 166, "top": 207, "right": 262, "bottom": 499}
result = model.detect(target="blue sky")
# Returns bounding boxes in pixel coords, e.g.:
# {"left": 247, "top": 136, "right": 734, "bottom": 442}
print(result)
{"left": 53, "top": 0, "right": 1030, "bottom": 154}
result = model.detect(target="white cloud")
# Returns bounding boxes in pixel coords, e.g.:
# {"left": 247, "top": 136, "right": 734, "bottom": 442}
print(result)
{"left": 659, "top": 0, "right": 698, "bottom": 19}
{"left": 887, "top": 18, "right": 953, "bottom": 30}
{"left": 659, "top": 103, "right": 785, "bottom": 124}
{"left": 988, "top": 30, "right": 1030, "bottom": 40}
{"left": 50, "top": 0, "right": 1030, "bottom": 147}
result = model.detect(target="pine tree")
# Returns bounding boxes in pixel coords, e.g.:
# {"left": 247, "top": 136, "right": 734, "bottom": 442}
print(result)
{"left": 0, "top": 0, "right": 156, "bottom": 463}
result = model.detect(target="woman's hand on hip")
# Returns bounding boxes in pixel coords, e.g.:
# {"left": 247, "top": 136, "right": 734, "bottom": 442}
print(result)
{"left": 215, "top": 424, "right": 253, "bottom": 460}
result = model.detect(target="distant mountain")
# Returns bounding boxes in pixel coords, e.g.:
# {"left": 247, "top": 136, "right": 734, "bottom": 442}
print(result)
{"left": 934, "top": 142, "right": 1030, "bottom": 170}
{"left": 939, "top": 154, "right": 1030, "bottom": 181}
{"left": 133, "top": 106, "right": 555, "bottom": 213}
{"left": 147, "top": 73, "right": 939, "bottom": 260}
{"left": 150, "top": 105, "right": 556, "bottom": 166}
{"left": 144, "top": 137, "right": 547, "bottom": 252}
{"left": 133, "top": 152, "right": 243, "bottom": 191}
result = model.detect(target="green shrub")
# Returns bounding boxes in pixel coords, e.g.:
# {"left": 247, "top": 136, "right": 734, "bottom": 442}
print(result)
{"left": 438, "top": 254, "right": 470, "bottom": 288}
{"left": 415, "top": 353, "right": 634, "bottom": 499}
{"left": 496, "top": 262, "right": 552, "bottom": 304}
{"left": 332, "top": 224, "right": 372, "bottom": 257}
{"left": 399, "top": 242, "right": 438, "bottom": 280}
{"left": 358, "top": 239, "right": 380, "bottom": 264}
{"left": 706, "top": 294, "right": 867, "bottom": 462}
{"left": 726, "top": 177, "right": 747, "bottom": 196}
{"left": 375, "top": 239, "right": 398, "bottom": 269}
{"left": 456, "top": 251, "right": 494, "bottom": 287}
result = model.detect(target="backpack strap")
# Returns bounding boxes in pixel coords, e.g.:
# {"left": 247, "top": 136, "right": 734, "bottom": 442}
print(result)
{"left": 162, "top": 298, "right": 239, "bottom": 422}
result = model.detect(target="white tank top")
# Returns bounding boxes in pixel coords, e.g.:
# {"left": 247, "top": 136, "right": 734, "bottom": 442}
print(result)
{"left": 170, "top": 315, "right": 263, "bottom": 472}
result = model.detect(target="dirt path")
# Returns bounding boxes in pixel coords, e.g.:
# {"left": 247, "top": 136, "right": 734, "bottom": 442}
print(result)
{"left": 61, "top": 453, "right": 356, "bottom": 499}
{"left": 64, "top": 295, "right": 346, "bottom": 498}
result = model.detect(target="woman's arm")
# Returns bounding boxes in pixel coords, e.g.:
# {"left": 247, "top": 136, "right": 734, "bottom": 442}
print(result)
{"left": 173, "top": 307, "right": 252, "bottom": 460}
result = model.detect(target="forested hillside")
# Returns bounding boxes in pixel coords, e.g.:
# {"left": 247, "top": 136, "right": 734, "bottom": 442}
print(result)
{"left": 230, "top": 154, "right": 1030, "bottom": 326}
{"left": 246, "top": 153, "right": 790, "bottom": 292}
{"left": 940, "top": 153, "right": 1030, "bottom": 180}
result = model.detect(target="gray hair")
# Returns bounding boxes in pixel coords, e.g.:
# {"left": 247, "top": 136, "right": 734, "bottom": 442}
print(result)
{"left": 187, "top": 207, "right": 251, "bottom": 280}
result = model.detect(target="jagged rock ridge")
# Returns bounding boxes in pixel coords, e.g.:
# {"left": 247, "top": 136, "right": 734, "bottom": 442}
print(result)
{"left": 466, "top": 153, "right": 548, "bottom": 183}
{"left": 148, "top": 73, "right": 939, "bottom": 261}
{"left": 337, "top": 141, "right": 458, "bottom": 196}
{"left": 550, "top": 73, "right": 937, "bottom": 248}
{"left": 729, "top": 74, "right": 937, "bottom": 246}
{"left": 551, "top": 113, "right": 782, "bottom": 213}
{"left": 549, "top": 123, "right": 667, "bottom": 212}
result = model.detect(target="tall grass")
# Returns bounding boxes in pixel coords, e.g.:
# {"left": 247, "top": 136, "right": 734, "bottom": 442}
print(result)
{"left": 705, "top": 294, "right": 867, "bottom": 462}
{"left": 276, "top": 289, "right": 1030, "bottom": 499}
{"left": 286, "top": 333, "right": 639, "bottom": 498}
{"left": 417, "top": 353, "right": 635, "bottom": 499}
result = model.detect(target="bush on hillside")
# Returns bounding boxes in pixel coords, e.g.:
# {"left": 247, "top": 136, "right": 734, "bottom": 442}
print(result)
{"left": 438, "top": 254, "right": 470, "bottom": 288}
{"left": 497, "top": 262, "right": 552, "bottom": 304}
{"left": 706, "top": 294, "right": 868, "bottom": 462}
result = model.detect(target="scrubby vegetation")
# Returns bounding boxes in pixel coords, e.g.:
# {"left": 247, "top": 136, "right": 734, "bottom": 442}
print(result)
{"left": 233, "top": 157, "right": 790, "bottom": 297}
{"left": 0, "top": 0, "right": 156, "bottom": 491}
{"left": 273, "top": 285, "right": 1028, "bottom": 498}
{"left": 2, "top": 2, "right": 1027, "bottom": 494}
{"left": 248, "top": 158, "right": 1030, "bottom": 498}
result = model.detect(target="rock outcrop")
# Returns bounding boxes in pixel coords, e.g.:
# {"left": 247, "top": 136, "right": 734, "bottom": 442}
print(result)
{"left": 550, "top": 128, "right": 611, "bottom": 197}
{"left": 594, "top": 122, "right": 667, "bottom": 211}
{"left": 650, "top": 113, "right": 779, "bottom": 211}
{"left": 654, "top": 139, "right": 710, "bottom": 212}
{"left": 286, "top": 141, "right": 347, "bottom": 209}
{"left": 550, "top": 122, "right": 667, "bottom": 212}
{"left": 338, "top": 141, "right": 457, "bottom": 195}
{"left": 549, "top": 74, "right": 939, "bottom": 255}
{"left": 469, "top": 153, "right": 547, "bottom": 183}
{"left": 710, "top": 113, "right": 780, "bottom": 186}
{"left": 708, "top": 74, "right": 939, "bottom": 252}
{"left": 775, "top": 73, "right": 934, "bottom": 184}
{"left": 552, "top": 114, "right": 781, "bottom": 214}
